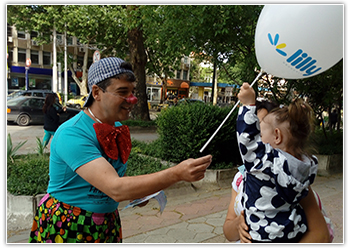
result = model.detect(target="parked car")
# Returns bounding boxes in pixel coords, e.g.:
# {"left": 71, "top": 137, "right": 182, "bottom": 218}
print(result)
{"left": 7, "top": 96, "right": 79, "bottom": 126}
{"left": 66, "top": 95, "right": 88, "bottom": 109}
{"left": 7, "top": 89, "right": 62, "bottom": 104}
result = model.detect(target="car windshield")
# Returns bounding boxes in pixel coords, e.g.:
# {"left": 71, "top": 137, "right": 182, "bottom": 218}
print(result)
{"left": 7, "top": 96, "right": 26, "bottom": 106}
{"left": 8, "top": 91, "right": 24, "bottom": 98}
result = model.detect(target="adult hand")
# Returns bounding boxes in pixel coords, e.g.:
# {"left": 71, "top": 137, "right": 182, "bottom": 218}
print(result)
{"left": 237, "top": 82, "right": 256, "bottom": 106}
{"left": 238, "top": 211, "right": 252, "bottom": 243}
{"left": 174, "top": 155, "right": 212, "bottom": 183}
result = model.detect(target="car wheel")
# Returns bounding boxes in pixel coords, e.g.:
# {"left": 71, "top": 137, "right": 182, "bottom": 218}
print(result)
{"left": 75, "top": 104, "right": 81, "bottom": 109}
{"left": 17, "top": 114, "right": 30, "bottom": 126}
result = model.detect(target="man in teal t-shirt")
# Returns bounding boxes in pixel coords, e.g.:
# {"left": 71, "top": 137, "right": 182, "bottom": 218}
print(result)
{"left": 48, "top": 111, "right": 127, "bottom": 213}
{"left": 29, "top": 57, "right": 212, "bottom": 243}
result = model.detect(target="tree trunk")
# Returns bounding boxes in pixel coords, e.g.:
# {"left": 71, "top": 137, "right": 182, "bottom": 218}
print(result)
{"left": 68, "top": 64, "right": 88, "bottom": 95}
{"left": 127, "top": 27, "right": 150, "bottom": 121}
{"left": 81, "top": 44, "right": 89, "bottom": 95}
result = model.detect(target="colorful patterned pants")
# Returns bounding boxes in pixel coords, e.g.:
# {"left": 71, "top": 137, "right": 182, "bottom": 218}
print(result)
{"left": 29, "top": 194, "right": 122, "bottom": 243}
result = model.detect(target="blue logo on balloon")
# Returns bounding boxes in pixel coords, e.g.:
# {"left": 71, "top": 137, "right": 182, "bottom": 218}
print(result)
{"left": 268, "top": 33, "right": 322, "bottom": 77}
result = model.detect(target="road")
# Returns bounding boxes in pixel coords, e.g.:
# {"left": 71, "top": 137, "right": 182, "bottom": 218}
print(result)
{"left": 6, "top": 123, "right": 159, "bottom": 155}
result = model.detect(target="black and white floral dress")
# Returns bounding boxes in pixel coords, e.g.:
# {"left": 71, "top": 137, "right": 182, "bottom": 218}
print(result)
{"left": 236, "top": 105, "right": 318, "bottom": 242}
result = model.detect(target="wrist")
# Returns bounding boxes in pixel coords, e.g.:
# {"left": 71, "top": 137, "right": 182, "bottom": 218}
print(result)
{"left": 169, "top": 164, "right": 181, "bottom": 183}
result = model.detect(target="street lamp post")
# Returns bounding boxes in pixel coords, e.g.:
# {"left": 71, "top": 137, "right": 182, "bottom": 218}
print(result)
{"left": 64, "top": 28, "right": 68, "bottom": 104}
{"left": 25, "top": 58, "right": 31, "bottom": 90}
{"left": 52, "top": 28, "right": 57, "bottom": 93}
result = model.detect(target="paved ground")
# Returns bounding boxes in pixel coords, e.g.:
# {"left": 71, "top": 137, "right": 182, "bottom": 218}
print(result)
{"left": 6, "top": 173, "right": 344, "bottom": 244}
{"left": 6, "top": 124, "right": 344, "bottom": 244}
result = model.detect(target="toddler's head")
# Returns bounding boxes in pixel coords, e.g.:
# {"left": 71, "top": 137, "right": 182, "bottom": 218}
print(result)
{"left": 260, "top": 99, "right": 315, "bottom": 159}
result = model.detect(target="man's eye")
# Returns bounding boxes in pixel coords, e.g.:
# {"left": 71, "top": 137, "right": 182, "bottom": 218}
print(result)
{"left": 117, "top": 91, "right": 129, "bottom": 96}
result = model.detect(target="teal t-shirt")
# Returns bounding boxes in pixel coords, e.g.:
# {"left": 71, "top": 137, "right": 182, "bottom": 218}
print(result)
{"left": 47, "top": 111, "right": 127, "bottom": 213}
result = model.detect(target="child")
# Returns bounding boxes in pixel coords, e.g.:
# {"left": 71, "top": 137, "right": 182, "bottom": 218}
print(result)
{"left": 236, "top": 82, "right": 318, "bottom": 243}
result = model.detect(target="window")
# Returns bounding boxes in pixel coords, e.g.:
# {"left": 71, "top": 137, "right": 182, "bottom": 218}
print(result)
{"left": 176, "top": 70, "right": 181, "bottom": 79}
{"left": 18, "top": 48, "right": 26, "bottom": 63}
{"left": 31, "top": 31, "right": 38, "bottom": 39}
{"left": 17, "top": 30, "right": 26, "bottom": 39}
{"left": 43, "top": 52, "right": 51, "bottom": 65}
{"left": 29, "top": 98, "right": 44, "bottom": 108}
{"left": 57, "top": 34, "right": 63, "bottom": 45}
{"left": 31, "top": 50, "right": 39, "bottom": 64}
{"left": 32, "top": 92, "right": 44, "bottom": 97}
{"left": 182, "top": 70, "right": 188, "bottom": 80}
{"left": 22, "top": 99, "right": 31, "bottom": 107}
{"left": 152, "top": 88, "right": 160, "bottom": 101}
{"left": 67, "top": 36, "right": 73, "bottom": 45}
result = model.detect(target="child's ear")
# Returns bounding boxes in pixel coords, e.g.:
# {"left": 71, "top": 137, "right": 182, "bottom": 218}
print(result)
{"left": 274, "top": 128, "right": 283, "bottom": 145}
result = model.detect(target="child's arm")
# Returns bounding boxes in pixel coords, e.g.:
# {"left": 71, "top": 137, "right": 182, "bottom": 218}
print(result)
{"left": 236, "top": 83, "right": 265, "bottom": 171}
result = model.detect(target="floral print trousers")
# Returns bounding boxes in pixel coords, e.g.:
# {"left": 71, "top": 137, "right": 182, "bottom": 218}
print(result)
{"left": 29, "top": 194, "right": 122, "bottom": 243}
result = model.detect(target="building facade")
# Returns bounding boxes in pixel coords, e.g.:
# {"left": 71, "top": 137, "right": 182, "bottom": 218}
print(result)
{"left": 146, "top": 56, "right": 191, "bottom": 106}
{"left": 7, "top": 24, "right": 93, "bottom": 95}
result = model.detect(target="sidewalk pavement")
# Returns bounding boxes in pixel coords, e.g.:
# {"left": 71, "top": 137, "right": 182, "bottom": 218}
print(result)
{"left": 7, "top": 172, "right": 343, "bottom": 244}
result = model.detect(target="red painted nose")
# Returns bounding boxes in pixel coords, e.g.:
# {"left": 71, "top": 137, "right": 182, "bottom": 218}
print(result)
{"left": 126, "top": 94, "right": 138, "bottom": 104}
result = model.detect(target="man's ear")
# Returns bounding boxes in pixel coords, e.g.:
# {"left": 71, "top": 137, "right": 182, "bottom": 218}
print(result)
{"left": 91, "top": 85, "right": 101, "bottom": 102}
{"left": 274, "top": 128, "right": 283, "bottom": 145}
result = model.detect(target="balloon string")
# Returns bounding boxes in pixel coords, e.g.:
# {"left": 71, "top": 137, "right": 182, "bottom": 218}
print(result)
{"left": 199, "top": 70, "right": 264, "bottom": 153}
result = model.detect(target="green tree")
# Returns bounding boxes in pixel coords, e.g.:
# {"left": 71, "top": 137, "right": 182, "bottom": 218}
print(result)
{"left": 8, "top": 5, "right": 265, "bottom": 119}
{"left": 293, "top": 60, "right": 343, "bottom": 131}
{"left": 157, "top": 5, "right": 263, "bottom": 97}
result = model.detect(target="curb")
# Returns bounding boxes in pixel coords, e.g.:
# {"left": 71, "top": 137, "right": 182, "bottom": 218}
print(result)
{"left": 6, "top": 168, "right": 238, "bottom": 232}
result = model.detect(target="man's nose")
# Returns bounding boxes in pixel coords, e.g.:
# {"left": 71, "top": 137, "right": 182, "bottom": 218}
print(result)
{"left": 126, "top": 93, "right": 138, "bottom": 104}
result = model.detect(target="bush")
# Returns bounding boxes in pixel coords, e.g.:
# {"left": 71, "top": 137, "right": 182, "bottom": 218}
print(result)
{"left": 7, "top": 133, "right": 27, "bottom": 163}
{"left": 155, "top": 103, "right": 242, "bottom": 168}
{"left": 126, "top": 150, "right": 170, "bottom": 176}
{"left": 7, "top": 154, "right": 50, "bottom": 196}
{"left": 7, "top": 147, "right": 171, "bottom": 196}
{"left": 309, "top": 129, "right": 343, "bottom": 155}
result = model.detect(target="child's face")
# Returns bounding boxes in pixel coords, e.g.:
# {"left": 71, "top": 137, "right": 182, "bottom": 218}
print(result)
{"left": 257, "top": 108, "right": 268, "bottom": 122}
{"left": 260, "top": 114, "right": 277, "bottom": 147}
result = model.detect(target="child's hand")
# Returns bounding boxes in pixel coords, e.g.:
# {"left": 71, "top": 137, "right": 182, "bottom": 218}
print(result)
{"left": 238, "top": 82, "right": 256, "bottom": 106}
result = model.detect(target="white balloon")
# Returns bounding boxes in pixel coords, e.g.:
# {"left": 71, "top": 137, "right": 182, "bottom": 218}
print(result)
{"left": 255, "top": 5, "right": 343, "bottom": 79}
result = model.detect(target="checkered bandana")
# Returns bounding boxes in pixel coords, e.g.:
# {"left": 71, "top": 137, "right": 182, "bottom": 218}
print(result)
{"left": 83, "top": 57, "right": 135, "bottom": 107}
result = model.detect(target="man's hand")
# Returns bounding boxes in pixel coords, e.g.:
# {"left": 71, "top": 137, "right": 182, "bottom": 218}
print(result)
{"left": 174, "top": 155, "right": 212, "bottom": 183}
